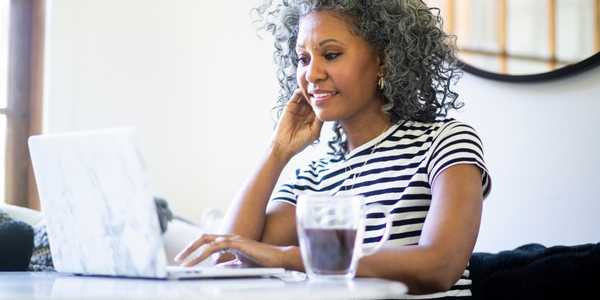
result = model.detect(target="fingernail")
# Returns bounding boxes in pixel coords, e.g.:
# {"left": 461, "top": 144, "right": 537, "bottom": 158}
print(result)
{"left": 180, "top": 256, "right": 193, "bottom": 267}
{"left": 174, "top": 253, "right": 183, "bottom": 263}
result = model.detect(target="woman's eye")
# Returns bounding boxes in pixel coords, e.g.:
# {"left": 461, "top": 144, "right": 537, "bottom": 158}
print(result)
{"left": 297, "top": 55, "right": 309, "bottom": 65}
{"left": 324, "top": 52, "right": 341, "bottom": 60}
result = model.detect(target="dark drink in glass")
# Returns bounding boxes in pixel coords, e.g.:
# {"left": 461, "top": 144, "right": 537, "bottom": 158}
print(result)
{"left": 300, "top": 228, "right": 358, "bottom": 276}
{"left": 296, "top": 195, "right": 392, "bottom": 280}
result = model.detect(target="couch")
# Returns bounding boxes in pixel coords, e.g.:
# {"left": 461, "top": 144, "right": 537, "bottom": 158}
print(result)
{"left": 0, "top": 204, "right": 43, "bottom": 226}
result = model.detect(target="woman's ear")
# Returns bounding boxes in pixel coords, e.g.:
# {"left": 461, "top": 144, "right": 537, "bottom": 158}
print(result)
{"left": 377, "top": 54, "right": 385, "bottom": 73}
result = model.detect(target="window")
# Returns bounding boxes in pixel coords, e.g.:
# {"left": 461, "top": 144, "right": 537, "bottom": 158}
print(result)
{"left": 1, "top": 0, "right": 9, "bottom": 203}
{"left": 425, "top": 0, "right": 600, "bottom": 75}
{"left": 1, "top": 0, "right": 44, "bottom": 208}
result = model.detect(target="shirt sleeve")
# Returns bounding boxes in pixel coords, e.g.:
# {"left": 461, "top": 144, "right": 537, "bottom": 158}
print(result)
{"left": 269, "top": 169, "right": 299, "bottom": 206}
{"left": 427, "top": 120, "right": 492, "bottom": 198}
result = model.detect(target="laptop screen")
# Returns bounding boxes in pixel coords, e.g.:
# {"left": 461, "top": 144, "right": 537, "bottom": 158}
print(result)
{"left": 29, "top": 128, "right": 168, "bottom": 278}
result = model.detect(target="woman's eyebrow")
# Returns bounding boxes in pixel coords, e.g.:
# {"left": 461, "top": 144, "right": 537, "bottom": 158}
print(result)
{"left": 319, "top": 38, "right": 345, "bottom": 47}
{"left": 296, "top": 38, "right": 346, "bottom": 50}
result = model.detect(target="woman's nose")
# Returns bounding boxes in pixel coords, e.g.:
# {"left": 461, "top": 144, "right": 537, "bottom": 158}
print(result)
{"left": 305, "top": 59, "right": 327, "bottom": 83}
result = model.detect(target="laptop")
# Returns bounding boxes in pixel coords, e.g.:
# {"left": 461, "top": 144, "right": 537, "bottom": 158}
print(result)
{"left": 28, "top": 127, "right": 286, "bottom": 280}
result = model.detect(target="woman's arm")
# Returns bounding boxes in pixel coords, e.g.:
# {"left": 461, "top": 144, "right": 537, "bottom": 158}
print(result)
{"left": 220, "top": 147, "right": 293, "bottom": 242}
{"left": 356, "top": 164, "right": 483, "bottom": 294}
{"left": 174, "top": 150, "right": 301, "bottom": 266}
{"left": 221, "top": 89, "right": 321, "bottom": 244}
{"left": 175, "top": 90, "right": 321, "bottom": 265}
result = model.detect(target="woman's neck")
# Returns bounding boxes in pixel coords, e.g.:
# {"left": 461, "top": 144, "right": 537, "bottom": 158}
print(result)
{"left": 341, "top": 110, "right": 392, "bottom": 152}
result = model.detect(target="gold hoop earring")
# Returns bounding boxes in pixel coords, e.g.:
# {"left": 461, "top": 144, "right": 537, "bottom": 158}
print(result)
{"left": 377, "top": 74, "right": 385, "bottom": 91}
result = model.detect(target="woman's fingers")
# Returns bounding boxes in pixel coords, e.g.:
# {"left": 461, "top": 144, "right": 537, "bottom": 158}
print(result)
{"left": 173, "top": 234, "right": 211, "bottom": 263}
{"left": 285, "top": 90, "right": 311, "bottom": 116}
{"left": 291, "top": 89, "right": 304, "bottom": 103}
{"left": 174, "top": 234, "right": 231, "bottom": 264}
{"left": 177, "top": 243, "right": 213, "bottom": 266}
{"left": 181, "top": 238, "right": 236, "bottom": 267}
{"left": 177, "top": 235, "right": 288, "bottom": 268}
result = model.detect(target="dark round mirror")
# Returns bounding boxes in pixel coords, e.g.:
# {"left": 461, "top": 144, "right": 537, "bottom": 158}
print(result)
{"left": 425, "top": 0, "right": 600, "bottom": 82}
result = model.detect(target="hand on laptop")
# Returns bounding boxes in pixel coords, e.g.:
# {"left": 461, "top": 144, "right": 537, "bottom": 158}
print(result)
{"left": 174, "top": 233, "right": 295, "bottom": 269}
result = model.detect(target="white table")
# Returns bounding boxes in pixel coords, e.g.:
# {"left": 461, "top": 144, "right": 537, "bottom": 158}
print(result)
{"left": 0, "top": 272, "right": 408, "bottom": 300}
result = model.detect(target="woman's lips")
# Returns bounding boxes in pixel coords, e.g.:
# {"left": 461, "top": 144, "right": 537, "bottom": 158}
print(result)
{"left": 310, "top": 91, "right": 338, "bottom": 105}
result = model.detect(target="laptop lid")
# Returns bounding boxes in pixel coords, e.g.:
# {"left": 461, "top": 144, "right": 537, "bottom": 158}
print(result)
{"left": 29, "top": 128, "right": 168, "bottom": 278}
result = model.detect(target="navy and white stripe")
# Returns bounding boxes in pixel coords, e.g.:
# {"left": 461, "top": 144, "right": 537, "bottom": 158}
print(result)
{"left": 270, "top": 119, "right": 492, "bottom": 299}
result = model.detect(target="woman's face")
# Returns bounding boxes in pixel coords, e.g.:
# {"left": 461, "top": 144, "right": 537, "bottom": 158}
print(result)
{"left": 295, "top": 11, "right": 383, "bottom": 122}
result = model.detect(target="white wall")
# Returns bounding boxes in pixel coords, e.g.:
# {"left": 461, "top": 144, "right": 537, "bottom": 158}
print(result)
{"left": 44, "top": 0, "right": 600, "bottom": 253}
{"left": 453, "top": 70, "right": 600, "bottom": 252}
{"left": 44, "top": 0, "right": 281, "bottom": 220}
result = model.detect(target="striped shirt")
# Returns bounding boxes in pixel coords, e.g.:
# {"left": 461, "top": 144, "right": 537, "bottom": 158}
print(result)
{"left": 271, "top": 119, "right": 491, "bottom": 299}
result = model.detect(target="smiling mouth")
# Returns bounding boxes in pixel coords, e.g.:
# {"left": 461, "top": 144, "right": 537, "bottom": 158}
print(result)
{"left": 310, "top": 91, "right": 338, "bottom": 103}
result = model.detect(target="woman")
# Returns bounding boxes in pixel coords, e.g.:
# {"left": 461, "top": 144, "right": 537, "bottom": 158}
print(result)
{"left": 175, "top": 0, "right": 491, "bottom": 297}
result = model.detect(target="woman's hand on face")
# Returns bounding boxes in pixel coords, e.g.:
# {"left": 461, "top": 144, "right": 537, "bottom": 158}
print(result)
{"left": 271, "top": 89, "right": 323, "bottom": 160}
{"left": 174, "top": 234, "right": 291, "bottom": 268}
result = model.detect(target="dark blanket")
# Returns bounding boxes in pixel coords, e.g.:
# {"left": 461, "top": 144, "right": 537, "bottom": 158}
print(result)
{"left": 0, "top": 220, "right": 34, "bottom": 271}
{"left": 470, "top": 242, "right": 600, "bottom": 300}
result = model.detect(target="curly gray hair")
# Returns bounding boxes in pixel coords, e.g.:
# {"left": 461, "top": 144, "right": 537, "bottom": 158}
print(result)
{"left": 255, "top": 0, "right": 463, "bottom": 158}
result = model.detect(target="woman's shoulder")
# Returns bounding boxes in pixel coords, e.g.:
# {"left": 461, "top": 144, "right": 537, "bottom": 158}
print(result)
{"left": 399, "top": 118, "right": 480, "bottom": 140}
{"left": 403, "top": 117, "right": 473, "bottom": 128}
{"left": 385, "top": 118, "right": 458, "bottom": 139}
